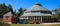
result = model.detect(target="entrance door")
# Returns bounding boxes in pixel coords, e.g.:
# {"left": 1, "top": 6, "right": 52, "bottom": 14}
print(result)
{"left": 29, "top": 20, "right": 34, "bottom": 24}
{"left": 29, "top": 17, "right": 34, "bottom": 24}
{"left": 35, "top": 17, "right": 40, "bottom": 24}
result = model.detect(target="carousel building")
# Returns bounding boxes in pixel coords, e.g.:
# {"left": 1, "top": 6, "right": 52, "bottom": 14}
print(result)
{"left": 20, "top": 3, "right": 54, "bottom": 24}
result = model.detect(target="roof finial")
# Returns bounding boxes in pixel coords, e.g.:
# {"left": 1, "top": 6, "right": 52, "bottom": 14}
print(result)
{"left": 35, "top": 2, "right": 42, "bottom": 6}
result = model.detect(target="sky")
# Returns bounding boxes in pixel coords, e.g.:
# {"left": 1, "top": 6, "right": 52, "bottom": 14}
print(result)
{"left": 0, "top": 0, "right": 60, "bottom": 12}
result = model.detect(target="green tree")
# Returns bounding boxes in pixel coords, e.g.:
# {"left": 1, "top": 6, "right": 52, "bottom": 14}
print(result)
{"left": 17, "top": 8, "right": 26, "bottom": 17}
{"left": 0, "top": 3, "right": 14, "bottom": 18}
{"left": 0, "top": 3, "right": 7, "bottom": 18}
{"left": 7, "top": 4, "right": 15, "bottom": 15}
{"left": 15, "top": 8, "right": 26, "bottom": 23}
{"left": 53, "top": 6, "right": 60, "bottom": 21}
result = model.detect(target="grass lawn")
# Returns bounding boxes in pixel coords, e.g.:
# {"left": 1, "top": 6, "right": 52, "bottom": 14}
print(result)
{"left": 11, "top": 24, "right": 60, "bottom": 26}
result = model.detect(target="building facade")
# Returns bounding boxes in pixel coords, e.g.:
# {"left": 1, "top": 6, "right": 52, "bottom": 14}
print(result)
{"left": 20, "top": 3, "right": 54, "bottom": 24}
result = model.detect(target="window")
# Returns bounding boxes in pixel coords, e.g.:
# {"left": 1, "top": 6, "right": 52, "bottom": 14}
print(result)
{"left": 5, "top": 16, "right": 9, "bottom": 19}
{"left": 31, "top": 11, "right": 39, "bottom": 13}
{"left": 40, "top": 11, "right": 51, "bottom": 14}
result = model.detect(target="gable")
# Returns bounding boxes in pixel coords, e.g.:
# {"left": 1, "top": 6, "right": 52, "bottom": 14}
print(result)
{"left": 3, "top": 11, "right": 13, "bottom": 16}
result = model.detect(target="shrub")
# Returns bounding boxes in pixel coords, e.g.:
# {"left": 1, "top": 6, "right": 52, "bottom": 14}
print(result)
{"left": 0, "top": 18, "right": 10, "bottom": 26}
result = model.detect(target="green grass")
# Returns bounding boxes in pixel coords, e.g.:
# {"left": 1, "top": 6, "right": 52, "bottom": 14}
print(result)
{"left": 11, "top": 24, "right": 60, "bottom": 26}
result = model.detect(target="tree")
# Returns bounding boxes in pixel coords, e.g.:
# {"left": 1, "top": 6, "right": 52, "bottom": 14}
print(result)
{"left": 0, "top": 3, "right": 14, "bottom": 18}
{"left": 0, "top": 18, "right": 10, "bottom": 26}
{"left": 15, "top": 8, "right": 26, "bottom": 23}
{"left": 0, "top": 3, "right": 7, "bottom": 18}
{"left": 53, "top": 6, "right": 60, "bottom": 21}
{"left": 7, "top": 4, "right": 15, "bottom": 15}
{"left": 54, "top": 6, "right": 60, "bottom": 14}
{"left": 17, "top": 8, "right": 26, "bottom": 17}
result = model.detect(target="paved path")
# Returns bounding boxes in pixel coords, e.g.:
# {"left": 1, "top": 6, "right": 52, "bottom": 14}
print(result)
{"left": 41, "top": 22, "right": 60, "bottom": 25}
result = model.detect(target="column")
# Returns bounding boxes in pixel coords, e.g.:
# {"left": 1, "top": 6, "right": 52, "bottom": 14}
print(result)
{"left": 36, "top": 17, "right": 37, "bottom": 21}
{"left": 41, "top": 16, "right": 42, "bottom": 23}
{"left": 26, "top": 16, "right": 28, "bottom": 19}
{"left": 35, "top": 16, "right": 36, "bottom": 21}
{"left": 34, "top": 16, "right": 35, "bottom": 21}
